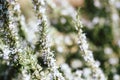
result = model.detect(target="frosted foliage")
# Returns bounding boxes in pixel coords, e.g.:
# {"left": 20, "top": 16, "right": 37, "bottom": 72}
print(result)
{"left": 74, "top": 11, "right": 106, "bottom": 80}
{"left": 0, "top": 0, "right": 110, "bottom": 80}
{"left": 32, "top": 0, "right": 65, "bottom": 80}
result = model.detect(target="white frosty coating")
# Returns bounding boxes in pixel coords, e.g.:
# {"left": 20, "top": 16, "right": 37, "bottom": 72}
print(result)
{"left": 32, "top": 0, "right": 65, "bottom": 80}
{"left": 0, "top": 40, "right": 11, "bottom": 60}
{"left": 3, "top": 47, "right": 11, "bottom": 60}
{"left": 60, "top": 63, "right": 74, "bottom": 80}
{"left": 74, "top": 70, "right": 83, "bottom": 80}
{"left": 83, "top": 68, "right": 92, "bottom": 78}
{"left": 74, "top": 12, "right": 106, "bottom": 80}
{"left": 7, "top": 1, "right": 43, "bottom": 80}
{"left": 8, "top": 0, "right": 22, "bottom": 48}
{"left": 0, "top": 0, "right": 22, "bottom": 65}
{"left": 22, "top": 69, "right": 31, "bottom": 80}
